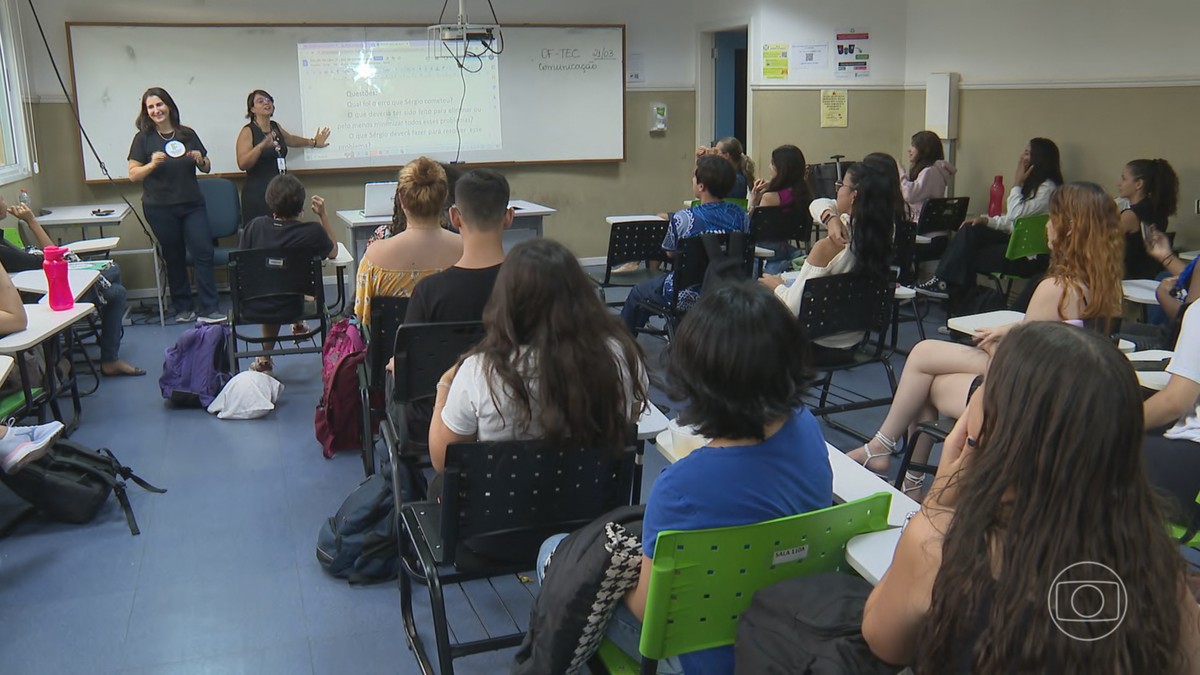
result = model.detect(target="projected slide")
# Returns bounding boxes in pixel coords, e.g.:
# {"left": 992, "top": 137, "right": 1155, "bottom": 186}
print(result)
{"left": 297, "top": 40, "right": 502, "bottom": 160}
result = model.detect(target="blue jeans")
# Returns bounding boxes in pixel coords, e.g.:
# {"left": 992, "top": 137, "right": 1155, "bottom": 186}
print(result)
{"left": 93, "top": 264, "right": 127, "bottom": 363}
{"left": 621, "top": 274, "right": 667, "bottom": 333}
{"left": 143, "top": 201, "right": 218, "bottom": 315}
{"left": 536, "top": 534, "right": 685, "bottom": 674}
{"left": 759, "top": 241, "right": 801, "bottom": 275}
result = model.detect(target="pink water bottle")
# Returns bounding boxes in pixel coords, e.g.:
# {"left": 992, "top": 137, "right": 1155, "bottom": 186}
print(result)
{"left": 43, "top": 246, "right": 74, "bottom": 311}
{"left": 988, "top": 175, "right": 1005, "bottom": 218}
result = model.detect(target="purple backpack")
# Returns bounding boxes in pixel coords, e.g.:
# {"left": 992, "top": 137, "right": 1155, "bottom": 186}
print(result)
{"left": 159, "top": 324, "right": 233, "bottom": 408}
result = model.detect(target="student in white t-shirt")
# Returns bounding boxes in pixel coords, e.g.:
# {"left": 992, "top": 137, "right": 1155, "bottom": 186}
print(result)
{"left": 429, "top": 238, "right": 649, "bottom": 477}
{"left": 1143, "top": 301, "right": 1200, "bottom": 533}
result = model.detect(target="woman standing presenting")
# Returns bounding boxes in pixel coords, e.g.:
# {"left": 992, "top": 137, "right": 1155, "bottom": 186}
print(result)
{"left": 127, "top": 87, "right": 223, "bottom": 323}
{"left": 236, "top": 89, "right": 331, "bottom": 225}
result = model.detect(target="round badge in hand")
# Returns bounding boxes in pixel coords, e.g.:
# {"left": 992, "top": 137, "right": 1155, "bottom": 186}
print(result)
{"left": 164, "top": 140, "right": 186, "bottom": 158}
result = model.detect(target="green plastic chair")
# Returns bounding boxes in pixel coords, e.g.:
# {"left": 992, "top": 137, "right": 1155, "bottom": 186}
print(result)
{"left": 1, "top": 227, "right": 23, "bottom": 249}
{"left": 595, "top": 492, "right": 892, "bottom": 673}
{"left": 1170, "top": 491, "right": 1200, "bottom": 547}
{"left": 688, "top": 197, "right": 749, "bottom": 211}
{"left": 989, "top": 213, "right": 1050, "bottom": 298}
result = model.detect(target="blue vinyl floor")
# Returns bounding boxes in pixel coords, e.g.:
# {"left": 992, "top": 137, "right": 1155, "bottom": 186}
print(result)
{"left": 0, "top": 283, "right": 935, "bottom": 674}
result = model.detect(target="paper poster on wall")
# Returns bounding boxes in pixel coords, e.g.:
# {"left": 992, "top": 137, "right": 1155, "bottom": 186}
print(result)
{"left": 834, "top": 29, "right": 870, "bottom": 79}
{"left": 627, "top": 52, "right": 645, "bottom": 84}
{"left": 820, "top": 90, "right": 848, "bottom": 128}
{"left": 762, "top": 43, "right": 789, "bottom": 79}
{"left": 790, "top": 43, "right": 828, "bottom": 71}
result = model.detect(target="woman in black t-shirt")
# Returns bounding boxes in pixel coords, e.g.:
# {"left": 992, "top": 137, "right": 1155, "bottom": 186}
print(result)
{"left": 234, "top": 89, "right": 330, "bottom": 226}
{"left": 127, "top": 87, "right": 222, "bottom": 323}
{"left": 1117, "top": 157, "right": 1179, "bottom": 279}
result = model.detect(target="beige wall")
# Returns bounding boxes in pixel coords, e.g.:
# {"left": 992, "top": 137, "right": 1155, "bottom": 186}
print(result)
{"left": 27, "top": 90, "right": 698, "bottom": 291}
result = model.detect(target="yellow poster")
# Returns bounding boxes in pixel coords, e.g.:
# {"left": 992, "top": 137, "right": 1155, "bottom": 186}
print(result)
{"left": 820, "top": 89, "right": 848, "bottom": 128}
{"left": 762, "top": 43, "right": 789, "bottom": 80}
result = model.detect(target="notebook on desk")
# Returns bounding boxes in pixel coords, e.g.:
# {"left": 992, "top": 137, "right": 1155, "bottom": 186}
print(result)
{"left": 363, "top": 182, "right": 398, "bottom": 217}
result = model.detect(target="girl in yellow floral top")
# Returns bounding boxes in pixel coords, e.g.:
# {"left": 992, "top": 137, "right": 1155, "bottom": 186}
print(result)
{"left": 353, "top": 156, "right": 463, "bottom": 329}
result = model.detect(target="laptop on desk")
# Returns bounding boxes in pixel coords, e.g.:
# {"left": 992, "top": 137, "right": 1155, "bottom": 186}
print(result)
{"left": 363, "top": 182, "right": 398, "bottom": 218}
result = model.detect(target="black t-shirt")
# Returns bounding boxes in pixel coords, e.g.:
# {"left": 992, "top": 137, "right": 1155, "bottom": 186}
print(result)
{"left": 127, "top": 128, "right": 208, "bottom": 205}
{"left": 1125, "top": 199, "right": 1165, "bottom": 280}
{"left": 238, "top": 216, "right": 334, "bottom": 318}
{"left": 405, "top": 264, "right": 502, "bottom": 324}
{"left": 0, "top": 239, "right": 43, "bottom": 273}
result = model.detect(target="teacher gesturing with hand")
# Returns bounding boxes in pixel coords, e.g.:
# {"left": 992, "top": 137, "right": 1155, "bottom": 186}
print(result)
{"left": 127, "top": 87, "right": 223, "bottom": 324}
{"left": 236, "top": 89, "right": 331, "bottom": 225}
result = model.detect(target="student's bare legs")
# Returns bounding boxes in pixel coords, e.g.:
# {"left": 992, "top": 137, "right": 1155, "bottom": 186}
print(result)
{"left": 848, "top": 340, "right": 988, "bottom": 474}
{"left": 252, "top": 324, "right": 280, "bottom": 372}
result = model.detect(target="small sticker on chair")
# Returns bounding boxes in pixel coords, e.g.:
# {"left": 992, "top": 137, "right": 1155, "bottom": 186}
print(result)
{"left": 772, "top": 545, "right": 808, "bottom": 565}
{"left": 267, "top": 257, "right": 285, "bottom": 268}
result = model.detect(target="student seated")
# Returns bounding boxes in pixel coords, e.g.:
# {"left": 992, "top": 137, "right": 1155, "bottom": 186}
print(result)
{"left": 553, "top": 282, "right": 832, "bottom": 674}
{"left": 429, "top": 238, "right": 648, "bottom": 489}
{"left": 238, "top": 174, "right": 337, "bottom": 373}
{"left": 748, "top": 144, "right": 813, "bottom": 274}
{"left": 0, "top": 196, "right": 143, "bottom": 377}
{"left": 863, "top": 322, "right": 1200, "bottom": 673}
{"left": 916, "top": 137, "right": 1062, "bottom": 299}
{"left": 698, "top": 136, "right": 755, "bottom": 199}
{"left": 1117, "top": 157, "right": 1179, "bottom": 280}
{"left": 850, "top": 182, "right": 1123, "bottom": 493}
{"left": 899, "top": 130, "right": 956, "bottom": 223}
{"left": 354, "top": 157, "right": 462, "bottom": 329}
{"left": 620, "top": 155, "right": 748, "bottom": 333}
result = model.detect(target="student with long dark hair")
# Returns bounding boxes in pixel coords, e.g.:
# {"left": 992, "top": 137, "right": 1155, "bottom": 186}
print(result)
{"left": 758, "top": 161, "right": 894, "bottom": 354}
{"left": 750, "top": 144, "right": 814, "bottom": 273}
{"left": 1117, "top": 157, "right": 1180, "bottom": 279}
{"left": 916, "top": 137, "right": 1062, "bottom": 299}
{"left": 864, "top": 322, "right": 1200, "bottom": 673}
{"left": 127, "top": 87, "right": 223, "bottom": 323}
{"left": 900, "top": 130, "right": 956, "bottom": 222}
{"left": 430, "top": 238, "right": 648, "bottom": 473}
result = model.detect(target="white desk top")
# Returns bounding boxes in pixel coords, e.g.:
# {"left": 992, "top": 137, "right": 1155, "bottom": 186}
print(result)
{"left": 1123, "top": 278, "right": 1160, "bottom": 305}
{"left": 637, "top": 404, "right": 669, "bottom": 441}
{"left": 63, "top": 236, "right": 120, "bottom": 256}
{"left": 37, "top": 204, "right": 131, "bottom": 227}
{"left": 0, "top": 354, "right": 13, "bottom": 383}
{"left": 946, "top": 310, "right": 1025, "bottom": 336}
{"left": 606, "top": 215, "right": 666, "bottom": 224}
{"left": 1181, "top": 250, "right": 1198, "bottom": 262}
{"left": 323, "top": 242, "right": 353, "bottom": 268}
{"left": 754, "top": 246, "right": 772, "bottom": 258}
{"left": 847, "top": 528, "right": 902, "bottom": 585}
{"left": 1129, "top": 349, "right": 1173, "bottom": 391}
{"left": 12, "top": 269, "right": 101, "bottom": 300}
{"left": 0, "top": 303, "right": 95, "bottom": 352}
{"left": 337, "top": 200, "right": 554, "bottom": 226}
{"left": 655, "top": 431, "right": 918, "bottom": 527}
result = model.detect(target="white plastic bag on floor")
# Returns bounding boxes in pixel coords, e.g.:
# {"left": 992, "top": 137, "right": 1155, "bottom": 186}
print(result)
{"left": 207, "top": 371, "right": 284, "bottom": 419}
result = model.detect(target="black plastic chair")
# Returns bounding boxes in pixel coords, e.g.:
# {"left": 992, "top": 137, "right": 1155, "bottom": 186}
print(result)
{"left": 227, "top": 249, "right": 327, "bottom": 372}
{"left": 379, "top": 321, "right": 487, "bottom": 501}
{"left": 399, "top": 436, "right": 639, "bottom": 675}
{"left": 633, "top": 231, "right": 752, "bottom": 340}
{"left": 890, "top": 220, "right": 926, "bottom": 348}
{"left": 356, "top": 295, "right": 409, "bottom": 477}
{"left": 594, "top": 218, "right": 670, "bottom": 305}
{"left": 798, "top": 272, "right": 897, "bottom": 434}
{"left": 750, "top": 204, "right": 811, "bottom": 270}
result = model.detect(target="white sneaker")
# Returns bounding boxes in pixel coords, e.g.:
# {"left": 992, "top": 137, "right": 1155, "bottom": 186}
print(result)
{"left": 0, "top": 420, "right": 65, "bottom": 474}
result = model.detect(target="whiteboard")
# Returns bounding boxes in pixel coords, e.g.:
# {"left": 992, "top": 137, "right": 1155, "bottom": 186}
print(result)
{"left": 67, "top": 23, "right": 626, "bottom": 181}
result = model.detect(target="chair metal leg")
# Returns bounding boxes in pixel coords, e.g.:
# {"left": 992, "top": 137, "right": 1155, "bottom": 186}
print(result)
{"left": 359, "top": 387, "right": 376, "bottom": 477}
{"left": 399, "top": 516, "right": 453, "bottom": 675}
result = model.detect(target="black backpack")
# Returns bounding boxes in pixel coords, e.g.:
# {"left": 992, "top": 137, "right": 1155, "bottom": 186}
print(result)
{"left": 315, "top": 473, "right": 399, "bottom": 584}
{"left": 0, "top": 438, "right": 166, "bottom": 536}
{"left": 700, "top": 231, "right": 750, "bottom": 293}
{"left": 949, "top": 284, "right": 1007, "bottom": 318}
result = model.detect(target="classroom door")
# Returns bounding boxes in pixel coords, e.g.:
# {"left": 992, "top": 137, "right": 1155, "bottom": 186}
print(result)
{"left": 713, "top": 29, "right": 747, "bottom": 147}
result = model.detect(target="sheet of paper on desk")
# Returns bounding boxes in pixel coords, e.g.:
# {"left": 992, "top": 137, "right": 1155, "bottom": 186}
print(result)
{"left": 69, "top": 261, "right": 111, "bottom": 271}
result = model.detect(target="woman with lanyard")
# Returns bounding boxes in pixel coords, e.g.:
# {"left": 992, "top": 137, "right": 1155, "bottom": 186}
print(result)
{"left": 236, "top": 89, "right": 331, "bottom": 225}
{"left": 127, "top": 87, "right": 223, "bottom": 323}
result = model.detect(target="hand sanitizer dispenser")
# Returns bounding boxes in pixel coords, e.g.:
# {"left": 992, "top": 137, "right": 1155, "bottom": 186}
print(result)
{"left": 650, "top": 103, "right": 668, "bottom": 132}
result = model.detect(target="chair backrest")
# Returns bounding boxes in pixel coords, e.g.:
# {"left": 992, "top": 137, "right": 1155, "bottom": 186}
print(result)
{"left": 668, "top": 231, "right": 753, "bottom": 308}
{"left": 1005, "top": 214, "right": 1050, "bottom": 260}
{"left": 365, "top": 295, "right": 409, "bottom": 389}
{"left": 1, "top": 227, "right": 23, "bottom": 248}
{"left": 916, "top": 196, "right": 970, "bottom": 234}
{"left": 440, "top": 437, "right": 638, "bottom": 566}
{"left": 391, "top": 321, "right": 486, "bottom": 404}
{"left": 807, "top": 161, "right": 854, "bottom": 199}
{"left": 604, "top": 219, "right": 669, "bottom": 273}
{"left": 891, "top": 220, "right": 919, "bottom": 286}
{"left": 749, "top": 204, "right": 810, "bottom": 247}
{"left": 639, "top": 493, "right": 892, "bottom": 661}
{"left": 227, "top": 249, "right": 324, "bottom": 323}
{"left": 797, "top": 272, "right": 894, "bottom": 345}
{"left": 198, "top": 177, "right": 242, "bottom": 239}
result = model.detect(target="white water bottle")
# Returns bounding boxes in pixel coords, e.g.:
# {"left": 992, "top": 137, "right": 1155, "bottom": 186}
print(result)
{"left": 18, "top": 189, "right": 30, "bottom": 209}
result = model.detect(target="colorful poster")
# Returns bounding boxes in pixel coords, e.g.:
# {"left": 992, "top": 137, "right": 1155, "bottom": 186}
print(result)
{"left": 762, "top": 42, "right": 789, "bottom": 80}
{"left": 834, "top": 29, "right": 870, "bottom": 79}
{"left": 791, "top": 43, "right": 828, "bottom": 70}
{"left": 820, "top": 89, "right": 848, "bottom": 128}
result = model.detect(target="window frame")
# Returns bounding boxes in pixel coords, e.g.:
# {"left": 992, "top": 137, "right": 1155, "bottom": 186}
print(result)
{"left": 0, "top": 0, "right": 32, "bottom": 186}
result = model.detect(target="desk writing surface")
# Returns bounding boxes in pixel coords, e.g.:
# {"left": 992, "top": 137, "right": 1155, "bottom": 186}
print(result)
{"left": 0, "top": 303, "right": 95, "bottom": 353}
{"left": 0, "top": 355, "right": 13, "bottom": 383}
{"left": 606, "top": 215, "right": 666, "bottom": 224}
{"left": 636, "top": 404, "right": 669, "bottom": 441}
{"left": 64, "top": 237, "right": 121, "bottom": 256}
{"left": 1129, "top": 349, "right": 1173, "bottom": 391}
{"left": 946, "top": 310, "right": 1025, "bottom": 336}
{"left": 324, "top": 242, "right": 354, "bottom": 268}
{"left": 37, "top": 204, "right": 131, "bottom": 227}
{"left": 11, "top": 269, "right": 101, "bottom": 299}
{"left": 847, "top": 528, "right": 902, "bottom": 586}
{"left": 1122, "top": 279, "right": 1160, "bottom": 305}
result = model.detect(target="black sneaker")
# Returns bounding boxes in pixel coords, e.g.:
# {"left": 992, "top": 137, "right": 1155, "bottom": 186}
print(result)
{"left": 915, "top": 277, "right": 950, "bottom": 299}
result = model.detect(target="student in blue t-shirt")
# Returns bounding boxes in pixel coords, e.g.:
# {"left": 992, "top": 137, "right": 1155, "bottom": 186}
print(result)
{"left": 620, "top": 155, "right": 748, "bottom": 333}
{"left": 619, "top": 282, "right": 833, "bottom": 673}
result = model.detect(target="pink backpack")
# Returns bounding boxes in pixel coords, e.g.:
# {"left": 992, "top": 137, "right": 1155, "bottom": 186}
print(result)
{"left": 322, "top": 318, "right": 365, "bottom": 383}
